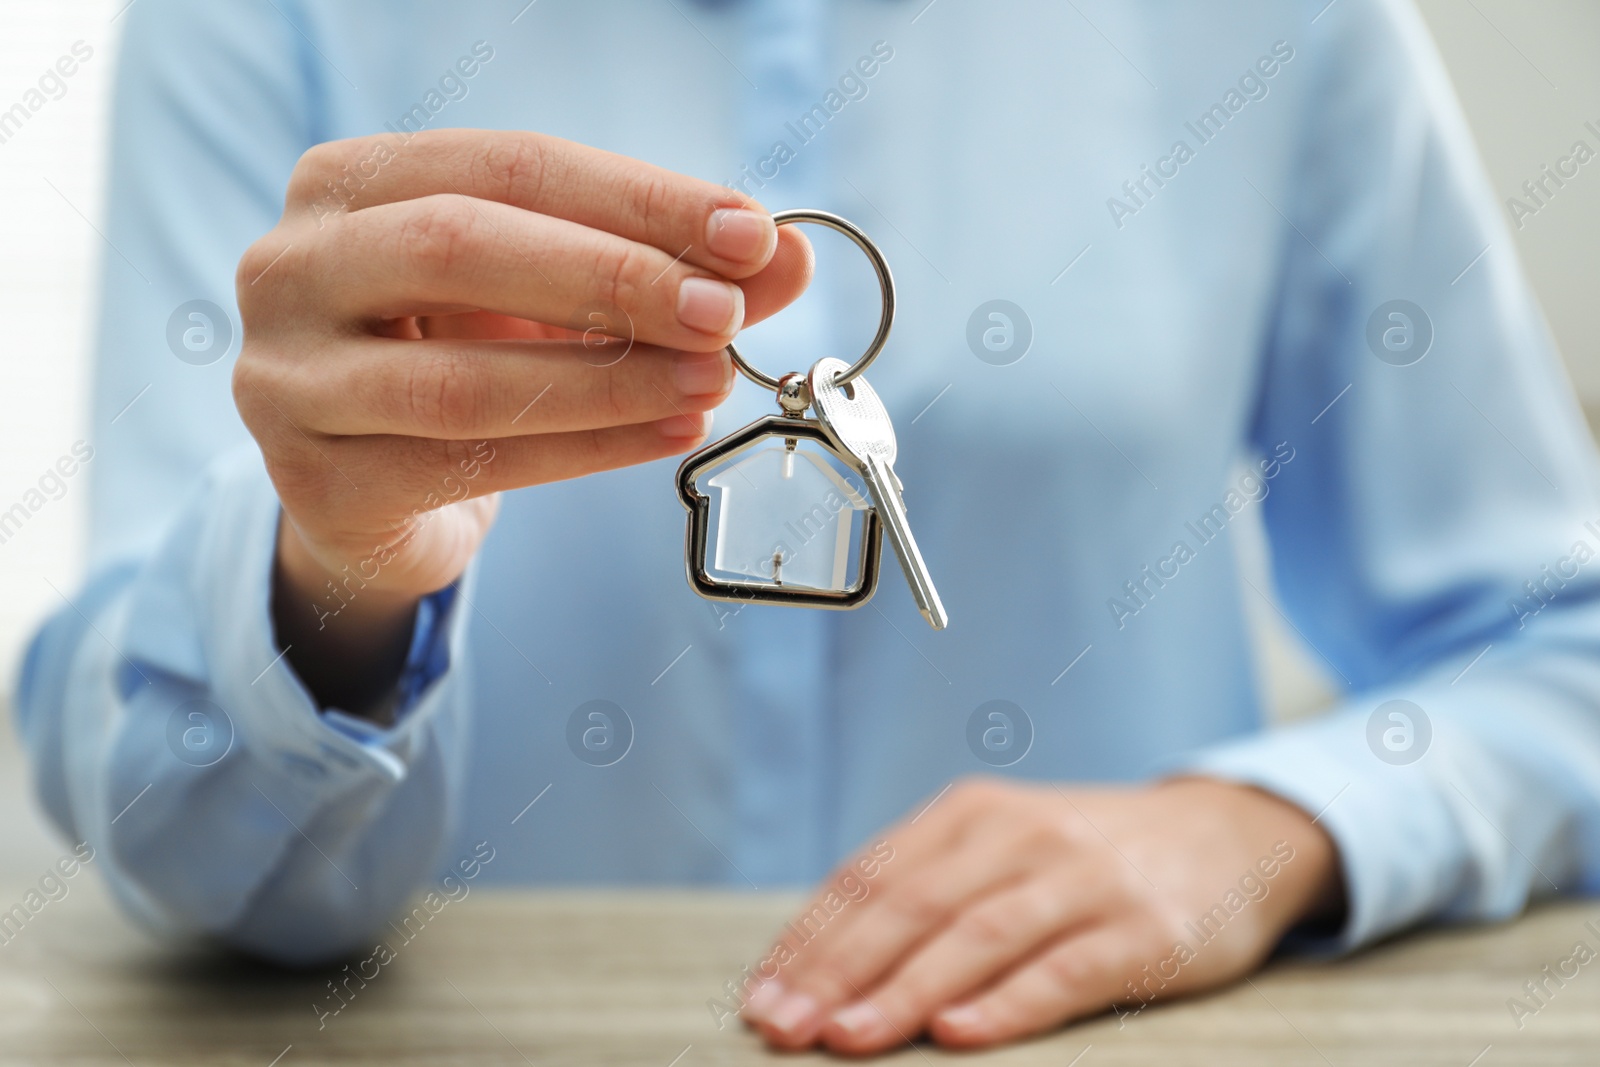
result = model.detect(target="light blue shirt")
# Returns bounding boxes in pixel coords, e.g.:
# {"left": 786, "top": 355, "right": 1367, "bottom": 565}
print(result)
{"left": 18, "top": 0, "right": 1600, "bottom": 965}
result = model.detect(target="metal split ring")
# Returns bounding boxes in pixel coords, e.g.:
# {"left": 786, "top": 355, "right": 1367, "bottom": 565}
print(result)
{"left": 726, "top": 208, "right": 896, "bottom": 392}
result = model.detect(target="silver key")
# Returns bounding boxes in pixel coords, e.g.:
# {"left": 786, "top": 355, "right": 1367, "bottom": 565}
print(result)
{"left": 808, "top": 357, "right": 948, "bottom": 630}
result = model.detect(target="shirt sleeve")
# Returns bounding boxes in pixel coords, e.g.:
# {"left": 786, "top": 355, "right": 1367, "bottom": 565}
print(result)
{"left": 12, "top": 0, "right": 476, "bottom": 966}
{"left": 1178, "top": 0, "right": 1600, "bottom": 951}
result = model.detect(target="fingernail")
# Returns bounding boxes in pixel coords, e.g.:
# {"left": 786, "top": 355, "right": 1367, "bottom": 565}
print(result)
{"left": 829, "top": 1001, "right": 888, "bottom": 1040}
{"left": 655, "top": 412, "right": 709, "bottom": 440}
{"left": 935, "top": 1004, "right": 985, "bottom": 1033}
{"left": 677, "top": 277, "right": 743, "bottom": 336}
{"left": 743, "top": 979, "right": 786, "bottom": 1021}
{"left": 671, "top": 350, "right": 731, "bottom": 397}
{"left": 766, "top": 992, "right": 821, "bottom": 1037}
{"left": 706, "top": 208, "right": 776, "bottom": 264}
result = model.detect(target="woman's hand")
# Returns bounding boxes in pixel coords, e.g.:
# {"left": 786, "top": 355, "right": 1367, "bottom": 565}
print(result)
{"left": 742, "top": 776, "right": 1343, "bottom": 1054}
{"left": 232, "top": 129, "right": 811, "bottom": 712}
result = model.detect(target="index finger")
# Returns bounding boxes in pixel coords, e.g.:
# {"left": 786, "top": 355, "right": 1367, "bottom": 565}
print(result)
{"left": 286, "top": 128, "right": 781, "bottom": 277}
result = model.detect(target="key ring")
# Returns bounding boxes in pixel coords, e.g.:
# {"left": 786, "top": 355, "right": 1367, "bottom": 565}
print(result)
{"left": 726, "top": 208, "right": 895, "bottom": 392}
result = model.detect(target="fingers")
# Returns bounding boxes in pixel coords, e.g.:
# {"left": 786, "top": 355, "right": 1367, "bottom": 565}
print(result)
{"left": 258, "top": 195, "right": 813, "bottom": 353}
{"left": 243, "top": 130, "right": 812, "bottom": 607}
{"left": 288, "top": 195, "right": 747, "bottom": 350}
{"left": 390, "top": 418, "right": 716, "bottom": 501}
{"left": 286, "top": 129, "right": 779, "bottom": 278}
{"left": 259, "top": 414, "right": 713, "bottom": 535}
{"left": 251, "top": 337, "right": 733, "bottom": 440}
{"left": 737, "top": 779, "right": 1322, "bottom": 1056}
{"left": 829, "top": 779, "right": 1000, "bottom": 899}
{"left": 818, "top": 866, "right": 1115, "bottom": 1055}
{"left": 928, "top": 925, "right": 1143, "bottom": 1048}
{"left": 416, "top": 310, "right": 568, "bottom": 341}
{"left": 753, "top": 818, "right": 1042, "bottom": 1048}
{"left": 743, "top": 781, "right": 1007, "bottom": 1044}
{"left": 736, "top": 226, "right": 814, "bottom": 330}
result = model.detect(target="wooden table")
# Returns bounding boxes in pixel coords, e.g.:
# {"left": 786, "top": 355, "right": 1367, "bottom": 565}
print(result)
{"left": 3, "top": 882, "right": 1599, "bottom": 1065}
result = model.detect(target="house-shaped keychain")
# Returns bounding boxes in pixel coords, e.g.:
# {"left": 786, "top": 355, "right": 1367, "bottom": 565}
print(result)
{"left": 677, "top": 414, "right": 884, "bottom": 609}
{"left": 673, "top": 208, "right": 942, "bottom": 620}
{"left": 707, "top": 444, "right": 871, "bottom": 591}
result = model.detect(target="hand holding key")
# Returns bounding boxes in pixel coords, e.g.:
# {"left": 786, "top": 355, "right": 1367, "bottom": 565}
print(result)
{"left": 232, "top": 129, "right": 813, "bottom": 713}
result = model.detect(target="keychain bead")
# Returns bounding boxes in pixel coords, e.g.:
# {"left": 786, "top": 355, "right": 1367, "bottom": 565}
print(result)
{"left": 776, "top": 373, "right": 811, "bottom": 416}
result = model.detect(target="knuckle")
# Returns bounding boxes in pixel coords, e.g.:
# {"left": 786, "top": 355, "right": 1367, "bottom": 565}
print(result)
{"left": 230, "top": 354, "right": 270, "bottom": 428}
{"left": 577, "top": 426, "right": 607, "bottom": 470}
{"left": 436, "top": 438, "right": 483, "bottom": 488}
{"left": 951, "top": 776, "right": 1005, "bottom": 810}
{"left": 237, "top": 231, "right": 323, "bottom": 328}
{"left": 394, "top": 195, "right": 480, "bottom": 279}
{"left": 1111, "top": 861, "right": 1151, "bottom": 900}
{"left": 235, "top": 234, "right": 291, "bottom": 311}
{"left": 593, "top": 240, "right": 650, "bottom": 316}
{"left": 597, "top": 365, "right": 630, "bottom": 425}
{"left": 233, "top": 355, "right": 308, "bottom": 443}
{"left": 627, "top": 169, "right": 676, "bottom": 246}
{"left": 1050, "top": 808, "right": 1098, "bottom": 850}
{"left": 1024, "top": 819, "right": 1076, "bottom": 857}
{"left": 884, "top": 882, "right": 948, "bottom": 928}
{"left": 284, "top": 140, "right": 348, "bottom": 203}
{"left": 543, "top": 426, "right": 618, "bottom": 485}
{"left": 1147, "top": 904, "right": 1191, "bottom": 950}
{"left": 1038, "top": 945, "right": 1100, "bottom": 994}
{"left": 239, "top": 395, "right": 339, "bottom": 513}
{"left": 1009, "top": 882, "right": 1066, "bottom": 933}
{"left": 406, "top": 350, "right": 485, "bottom": 436}
{"left": 231, "top": 346, "right": 300, "bottom": 426}
{"left": 286, "top": 134, "right": 390, "bottom": 195}
{"left": 953, "top": 904, "right": 1017, "bottom": 949}
{"left": 560, "top": 376, "right": 626, "bottom": 443}
{"left": 475, "top": 134, "right": 550, "bottom": 206}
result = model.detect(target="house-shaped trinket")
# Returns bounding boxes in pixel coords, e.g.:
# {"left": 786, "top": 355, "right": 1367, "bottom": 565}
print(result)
{"left": 676, "top": 415, "right": 883, "bottom": 609}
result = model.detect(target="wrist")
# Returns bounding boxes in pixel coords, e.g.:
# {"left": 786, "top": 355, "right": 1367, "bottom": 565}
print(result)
{"left": 1158, "top": 776, "right": 1347, "bottom": 932}
{"left": 272, "top": 514, "right": 422, "bottom": 720}
{"left": 276, "top": 516, "right": 421, "bottom": 627}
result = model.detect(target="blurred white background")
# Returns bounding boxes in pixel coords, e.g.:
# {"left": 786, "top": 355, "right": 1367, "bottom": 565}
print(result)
{"left": 0, "top": 1, "right": 1595, "bottom": 840}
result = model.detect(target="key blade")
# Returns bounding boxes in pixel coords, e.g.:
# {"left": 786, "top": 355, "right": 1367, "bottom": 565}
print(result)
{"left": 864, "top": 454, "right": 948, "bottom": 630}
{"left": 810, "top": 357, "right": 947, "bottom": 630}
